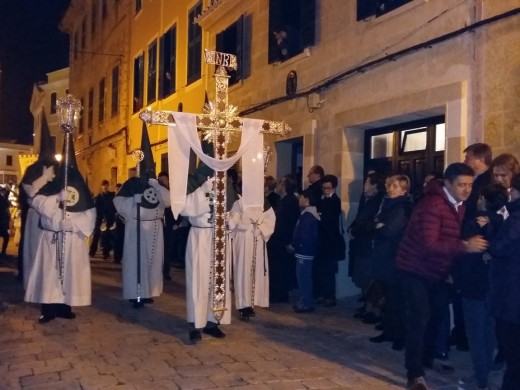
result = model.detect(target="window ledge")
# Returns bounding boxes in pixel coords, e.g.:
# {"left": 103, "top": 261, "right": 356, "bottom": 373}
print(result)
{"left": 271, "top": 47, "right": 312, "bottom": 70}
{"left": 362, "top": 0, "right": 429, "bottom": 26}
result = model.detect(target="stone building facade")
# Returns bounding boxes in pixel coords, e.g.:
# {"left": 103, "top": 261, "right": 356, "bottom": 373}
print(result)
{"left": 59, "top": 0, "right": 520, "bottom": 296}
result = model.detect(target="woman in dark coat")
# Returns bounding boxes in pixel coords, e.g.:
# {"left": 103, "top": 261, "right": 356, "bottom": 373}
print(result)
{"left": 267, "top": 175, "right": 300, "bottom": 303}
{"left": 488, "top": 173, "right": 520, "bottom": 390}
{"left": 369, "top": 174, "right": 414, "bottom": 350}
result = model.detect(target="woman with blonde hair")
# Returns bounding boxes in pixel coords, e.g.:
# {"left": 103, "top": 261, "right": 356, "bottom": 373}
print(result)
{"left": 369, "top": 174, "right": 414, "bottom": 350}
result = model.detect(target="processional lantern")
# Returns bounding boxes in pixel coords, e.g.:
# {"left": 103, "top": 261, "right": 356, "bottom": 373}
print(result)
{"left": 55, "top": 94, "right": 82, "bottom": 293}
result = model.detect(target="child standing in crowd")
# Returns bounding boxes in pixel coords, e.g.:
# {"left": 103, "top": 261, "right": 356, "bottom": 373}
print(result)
{"left": 288, "top": 188, "right": 321, "bottom": 313}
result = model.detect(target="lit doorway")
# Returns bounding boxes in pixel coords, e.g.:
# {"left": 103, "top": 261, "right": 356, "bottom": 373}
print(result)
{"left": 275, "top": 136, "right": 303, "bottom": 192}
{"left": 364, "top": 116, "right": 445, "bottom": 198}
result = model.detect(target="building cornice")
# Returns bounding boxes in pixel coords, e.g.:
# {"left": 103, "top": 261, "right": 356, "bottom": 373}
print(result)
{"left": 196, "top": 0, "right": 249, "bottom": 31}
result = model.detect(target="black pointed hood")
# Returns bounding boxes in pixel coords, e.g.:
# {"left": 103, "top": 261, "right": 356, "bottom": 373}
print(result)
{"left": 39, "top": 112, "right": 56, "bottom": 163}
{"left": 116, "top": 123, "right": 160, "bottom": 209}
{"left": 38, "top": 135, "right": 94, "bottom": 212}
{"left": 140, "top": 122, "right": 156, "bottom": 182}
{"left": 21, "top": 112, "right": 58, "bottom": 185}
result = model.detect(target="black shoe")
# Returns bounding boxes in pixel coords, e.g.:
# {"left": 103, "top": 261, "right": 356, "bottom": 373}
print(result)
{"left": 142, "top": 298, "right": 154, "bottom": 304}
{"left": 246, "top": 307, "right": 256, "bottom": 317}
{"left": 374, "top": 323, "right": 384, "bottom": 331}
{"left": 362, "top": 313, "right": 382, "bottom": 324}
{"left": 38, "top": 314, "right": 56, "bottom": 324}
{"left": 392, "top": 339, "right": 405, "bottom": 351}
{"left": 130, "top": 300, "right": 144, "bottom": 309}
{"left": 57, "top": 312, "right": 76, "bottom": 320}
{"left": 354, "top": 311, "right": 366, "bottom": 319}
{"left": 239, "top": 309, "right": 250, "bottom": 321}
{"left": 189, "top": 330, "right": 201, "bottom": 344}
{"left": 203, "top": 326, "right": 226, "bottom": 338}
{"left": 424, "top": 360, "right": 454, "bottom": 375}
{"left": 369, "top": 333, "right": 392, "bottom": 343}
{"left": 355, "top": 304, "right": 367, "bottom": 313}
{"left": 323, "top": 299, "right": 336, "bottom": 308}
{"left": 294, "top": 306, "right": 315, "bottom": 313}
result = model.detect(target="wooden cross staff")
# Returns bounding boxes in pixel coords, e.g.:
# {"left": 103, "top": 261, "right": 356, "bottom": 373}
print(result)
{"left": 140, "top": 49, "right": 291, "bottom": 321}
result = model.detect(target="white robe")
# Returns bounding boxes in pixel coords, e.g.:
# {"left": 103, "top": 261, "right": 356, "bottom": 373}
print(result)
{"left": 21, "top": 183, "right": 44, "bottom": 290}
{"left": 24, "top": 194, "right": 96, "bottom": 306}
{"left": 114, "top": 185, "right": 170, "bottom": 300}
{"left": 181, "top": 185, "right": 232, "bottom": 328}
{"left": 228, "top": 199, "right": 276, "bottom": 309}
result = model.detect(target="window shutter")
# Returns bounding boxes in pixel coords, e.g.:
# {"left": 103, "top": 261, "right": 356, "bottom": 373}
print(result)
{"left": 300, "top": 0, "right": 316, "bottom": 48}
{"left": 241, "top": 14, "right": 252, "bottom": 80}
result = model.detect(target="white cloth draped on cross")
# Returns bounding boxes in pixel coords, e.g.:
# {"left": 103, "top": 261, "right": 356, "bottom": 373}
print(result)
{"left": 167, "top": 112, "right": 266, "bottom": 217}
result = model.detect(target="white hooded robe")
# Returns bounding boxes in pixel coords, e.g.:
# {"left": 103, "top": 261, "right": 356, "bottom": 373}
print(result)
{"left": 228, "top": 199, "right": 275, "bottom": 309}
{"left": 24, "top": 194, "right": 96, "bottom": 306}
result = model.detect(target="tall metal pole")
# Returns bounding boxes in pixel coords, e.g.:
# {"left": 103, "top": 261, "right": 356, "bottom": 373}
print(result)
{"left": 131, "top": 149, "right": 144, "bottom": 306}
{"left": 56, "top": 94, "right": 82, "bottom": 294}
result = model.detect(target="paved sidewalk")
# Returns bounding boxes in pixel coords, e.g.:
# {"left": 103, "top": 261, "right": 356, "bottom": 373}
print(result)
{"left": 1, "top": 245, "right": 475, "bottom": 390}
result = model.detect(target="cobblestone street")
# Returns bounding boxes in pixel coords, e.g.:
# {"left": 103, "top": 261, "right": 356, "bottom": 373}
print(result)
{"left": 0, "top": 245, "right": 474, "bottom": 390}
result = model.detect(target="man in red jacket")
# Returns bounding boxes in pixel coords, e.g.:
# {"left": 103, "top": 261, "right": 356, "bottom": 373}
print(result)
{"left": 396, "top": 163, "right": 488, "bottom": 390}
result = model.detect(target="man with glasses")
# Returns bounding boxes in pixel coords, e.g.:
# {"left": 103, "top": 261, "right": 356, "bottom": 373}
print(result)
{"left": 307, "top": 165, "right": 324, "bottom": 202}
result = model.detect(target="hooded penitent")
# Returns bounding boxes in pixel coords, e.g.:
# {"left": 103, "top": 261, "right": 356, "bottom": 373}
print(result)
{"left": 117, "top": 122, "right": 159, "bottom": 209}
{"left": 38, "top": 134, "right": 94, "bottom": 212}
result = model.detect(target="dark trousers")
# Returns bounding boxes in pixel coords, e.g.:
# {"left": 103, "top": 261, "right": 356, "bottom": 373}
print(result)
{"left": 89, "top": 224, "right": 101, "bottom": 256}
{"left": 163, "top": 227, "right": 174, "bottom": 277}
{"left": 0, "top": 228, "right": 9, "bottom": 255}
{"left": 113, "top": 222, "right": 124, "bottom": 263}
{"left": 267, "top": 240, "right": 294, "bottom": 303}
{"left": 313, "top": 259, "right": 337, "bottom": 301}
{"left": 381, "top": 280, "right": 406, "bottom": 342}
{"left": 497, "top": 320, "right": 520, "bottom": 390}
{"left": 401, "top": 271, "right": 450, "bottom": 380}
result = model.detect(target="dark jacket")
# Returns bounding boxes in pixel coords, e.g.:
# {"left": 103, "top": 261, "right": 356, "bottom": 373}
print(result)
{"left": 372, "top": 195, "right": 414, "bottom": 283}
{"left": 270, "top": 193, "right": 300, "bottom": 246}
{"left": 396, "top": 180, "right": 466, "bottom": 282}
{"left": 464, "top": 169, "right": 492, "bottom": 222}
{"left": 488, "top": 198, "right": 520, "bottom": 325}
{"left": 291, "top": 206, "right": 321, "bottom": 260}
{"left": 348, "top": 191, "right": 385, "bottom": 256}
{"left": 453, "top": 210, "right": 504, "bottom": 300}
{"left": 317, "top": 193, "right": 344, "bottom": 261}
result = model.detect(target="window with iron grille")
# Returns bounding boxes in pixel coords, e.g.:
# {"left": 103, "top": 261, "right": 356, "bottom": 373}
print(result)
{"left": 216, "top": 15, "right": 252, "bottom": 85}
{"left": 357, "top": 0, "right": 413, "bottom": 20}
{"left": 79, "top": 98, "right": 84, "bottom": 133}
{"left": 111, "top": 65, "right": 119, "bottom": 116}
{"left": 147, "top": 40, "right": 157, "bottom": 104}
{"left": 187, "top": 1, "right": 202, "bottom": 85}
{"left": 133, "top": 53, "right": 144, "bottom": 113}
{"left": 50, "top": 92, "right": 57, "bottom": 114}
{"left": 99, "top": 77, "right": 105, "bottom": 123}
{"left": 268, "top": 0, "right": 315, "bottom": 64}
{"left": 88, "top": 88, "right": 94, "bottom": 129}
{"left": 91, "top": 0, "right": 97, "bottom": 37}
{"left": 159, "top": 25, "right": 176, "bottom": 98}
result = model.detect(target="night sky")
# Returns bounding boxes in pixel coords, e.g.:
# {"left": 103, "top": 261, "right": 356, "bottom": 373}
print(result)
{"left": 0, "top": 0, "right": 70, "bottom": 145}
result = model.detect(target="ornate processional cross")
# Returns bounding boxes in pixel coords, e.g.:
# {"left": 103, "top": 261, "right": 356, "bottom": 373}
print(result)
{"left": 140, "top": 49, "right": 291, "bottom": 321}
